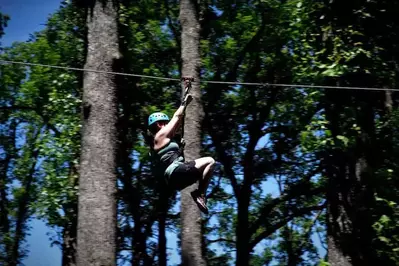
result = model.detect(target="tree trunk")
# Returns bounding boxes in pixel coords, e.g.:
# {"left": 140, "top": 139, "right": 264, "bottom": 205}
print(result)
{"left": 62, "top": 165, "right": 79, "bottom": 266}
{"left": 351, "top": 91, "right": 377, "bottom": 265}
{"left": 62, "top": 211, "right": 77, "bottom": 266}
{"left": 179, "top": 0, "right": 206, "bottom": 265}
{"left": 157, "top": 189, "right": 170, "bottom": 266}
{"left": 158, "top": 201, "right": 167, "bottom": 266}
{"left": 76, "top": 0, "right": 119, "bottom": 265}
{"left": 324, "top": 86, "right": 377, "bottom": 266}
{"left": 324, "top": 89, "right": 355, "bottom": 266}
{"left": 235, "top": 195, "right": 250, "bottom": 266}
{"left": 0, "top": 120, "right": 15, "bottom": 256}
{"left": 132, "top": 218, "right": 146, "bottom": 266}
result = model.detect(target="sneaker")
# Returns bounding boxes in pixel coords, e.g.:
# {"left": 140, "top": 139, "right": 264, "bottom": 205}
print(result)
{"left": 190, "top": 189, "right": 209, "bottom": 214}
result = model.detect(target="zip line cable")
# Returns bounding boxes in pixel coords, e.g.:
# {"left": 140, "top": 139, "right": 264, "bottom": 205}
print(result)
{"left": 1, "top": 59, "right": 399, "bottom": 92}
{"left": 0, "top": 59, "right": 179, "bottom": 81}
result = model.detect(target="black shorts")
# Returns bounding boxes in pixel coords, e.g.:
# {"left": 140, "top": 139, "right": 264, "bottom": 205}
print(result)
{"left": 169, "top": 161, "right": 202, "bottom": 191}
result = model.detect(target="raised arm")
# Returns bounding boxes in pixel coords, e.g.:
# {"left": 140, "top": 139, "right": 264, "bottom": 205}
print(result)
{"left": 155, "top": 94, "right": 193, "bottom": 143}
{"left": 158, "top": 105, "right": 185, "bottom": 138}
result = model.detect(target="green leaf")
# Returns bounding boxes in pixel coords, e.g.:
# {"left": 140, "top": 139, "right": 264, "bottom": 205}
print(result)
{"left": 379, "top": 236, "right": 391, "bottom": 243}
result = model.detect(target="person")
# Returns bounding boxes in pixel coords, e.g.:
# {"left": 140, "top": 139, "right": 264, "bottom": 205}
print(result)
{"left": 147, "top": 94, "right": 215, "bottom": 214}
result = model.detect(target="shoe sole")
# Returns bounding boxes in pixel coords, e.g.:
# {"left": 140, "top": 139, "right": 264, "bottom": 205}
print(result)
{"left": 190, "top": 191, "right": 209, "bottom": 214}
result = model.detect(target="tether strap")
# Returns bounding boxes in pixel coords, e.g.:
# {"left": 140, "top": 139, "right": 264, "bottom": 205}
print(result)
{"left": 180, "top": 77, "right": 194, "bottom": 152}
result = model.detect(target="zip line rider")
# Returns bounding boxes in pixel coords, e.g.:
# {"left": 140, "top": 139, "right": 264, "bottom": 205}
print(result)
{"left": 147, "top": 94, "right": 215, "bottom": 214}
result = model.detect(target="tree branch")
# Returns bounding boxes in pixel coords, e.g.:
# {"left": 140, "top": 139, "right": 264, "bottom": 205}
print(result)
{"left": 242, "top": 88, "right": 279, "bottom": 189}
{"left": 10, "top": 131, "right": 41, "bottom": 265}
{"left": 204, "top": 117, "right": 239, "bottom": 198}
{"left": 0, "top": 105, "right": 62, "bottom": 137}
{"left": 205, "top": 10, "right": 267, "bottom": 108}
{"left": 164, "top": 0, "right": 181, "bottom": 55}
{"left": 206, "top": 174, "right": 222, "bottom": 200}
{"left": 0, "top": 120, "right": 17, "bottom": 244}
{"left": 225, "top": 12, "right": 267, "bottom": 83}
{"left": 0, "top": 105, "right": 34, "bottom": 110}
{"left": 296, "top": 203, "right": 325, "bottom": 253}
{"left": 40, "top": 112, "right": 62, "bottom": 138}
{"left": 143, "top": 179, "right": 176, "bottom": 239}
{"left": 249, "top": 169, "right": 324, "bottom": 236}
{"left": 249, "top": 202, "right": 326, "bottom": 250}
{"left": 317, "top": 227, "right": 328, "bottom": 253}
{"left": 207, "top": 238, "right": 236, "bottom": 244}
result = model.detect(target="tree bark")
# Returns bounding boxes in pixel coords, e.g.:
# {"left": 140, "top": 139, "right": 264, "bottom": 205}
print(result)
{"left": 235, "top": 194, "right": 250, "bottom": 266}
{"left": 158, "top": 197, "right": 168, "bottom": 266}
{"left": 179, "top": 0, "right": 206, "bottom": 265}
{"left": 324, "top": 89, "right": 355, "bottom": 266}
{"left": 76, "top": 0, "right": 119, "bottom": 265}
{"left": 324, "top": 86, "right": 377, "bottom": 266}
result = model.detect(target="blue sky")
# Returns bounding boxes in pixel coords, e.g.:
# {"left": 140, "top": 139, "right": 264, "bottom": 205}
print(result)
{"left": 1, "top": 0, "right": 61, "bottom": 47}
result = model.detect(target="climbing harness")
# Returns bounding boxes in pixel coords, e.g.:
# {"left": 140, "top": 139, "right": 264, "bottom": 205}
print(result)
{"left": 160, "top": 77, "right": 193, "bottom": 183}
{"left": 147, "top": 77, "right": 194, "bottom": 184}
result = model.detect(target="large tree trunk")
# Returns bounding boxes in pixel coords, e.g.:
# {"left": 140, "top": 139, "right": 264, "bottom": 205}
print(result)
{"left": 158, "top": 198, "right": 168, "bottom": 266}
{"left": 351, "top": 90, "right": 377, "bottom": 265}
{"left": 157, "top": 188, "right": 171, "bottom": 266}
{"left": 324, "top": 88, "right": 356, "bottom": 266}
{"left": 0, "top": 120, "right": 15, "bottom": 258}
{"left": 235, "top": 193, "right": 250, "bottom": 266}
{"left": 324, "top": 86, "right": 378, "bottom": 266}
{"left": 179, "top": 0, "right": 206, "bottom": 265}
{"left": 76, "top": 0, "right": 119, "bottom": 265}
{"left": 132, "top": 216, "right": 146, "bottom": 266}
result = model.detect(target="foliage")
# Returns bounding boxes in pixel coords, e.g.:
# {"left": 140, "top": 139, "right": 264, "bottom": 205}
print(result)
{"left": 0, "top": 11, "right": 10, "bottom": 46}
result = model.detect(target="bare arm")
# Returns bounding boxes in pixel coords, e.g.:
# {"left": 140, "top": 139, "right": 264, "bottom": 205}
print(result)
{"left": 154, "top": 94, "right": 192, "bottom": 150}
{"left": 158, "top": 105, "right": 185, "bottom": 138}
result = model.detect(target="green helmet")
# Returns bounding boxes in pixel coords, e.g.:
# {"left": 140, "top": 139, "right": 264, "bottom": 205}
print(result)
{"left": 148, "top": 112, "right": 169, "bottom": 127}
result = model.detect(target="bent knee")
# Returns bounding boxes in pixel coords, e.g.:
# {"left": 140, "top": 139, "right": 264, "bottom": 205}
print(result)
{"left": 208, "top": 157, "right": 216, "bottom": 165}
{"left": 202, "top": 156, "right": 215, "bottom": 165}
{"left": 194, "top": 156, "right": 216, "bottom": 169}
{"left": 204, "top": 157, "right": 216, "bottom": 169}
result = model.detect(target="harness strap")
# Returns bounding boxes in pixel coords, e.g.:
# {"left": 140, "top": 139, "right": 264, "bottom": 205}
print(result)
{"left": 180, "top": 77, "right": 194, "bottom": 151}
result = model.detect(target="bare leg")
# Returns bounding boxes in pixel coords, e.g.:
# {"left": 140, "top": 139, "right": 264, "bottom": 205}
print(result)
{"left": 190, "top": 157, "right": 216, "bottom": 214}
{"left": 193, "top": 157, "right": 215, "bottom": 195}
{"left": 197, "top": 159, "right": 215, "bottom": 197}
